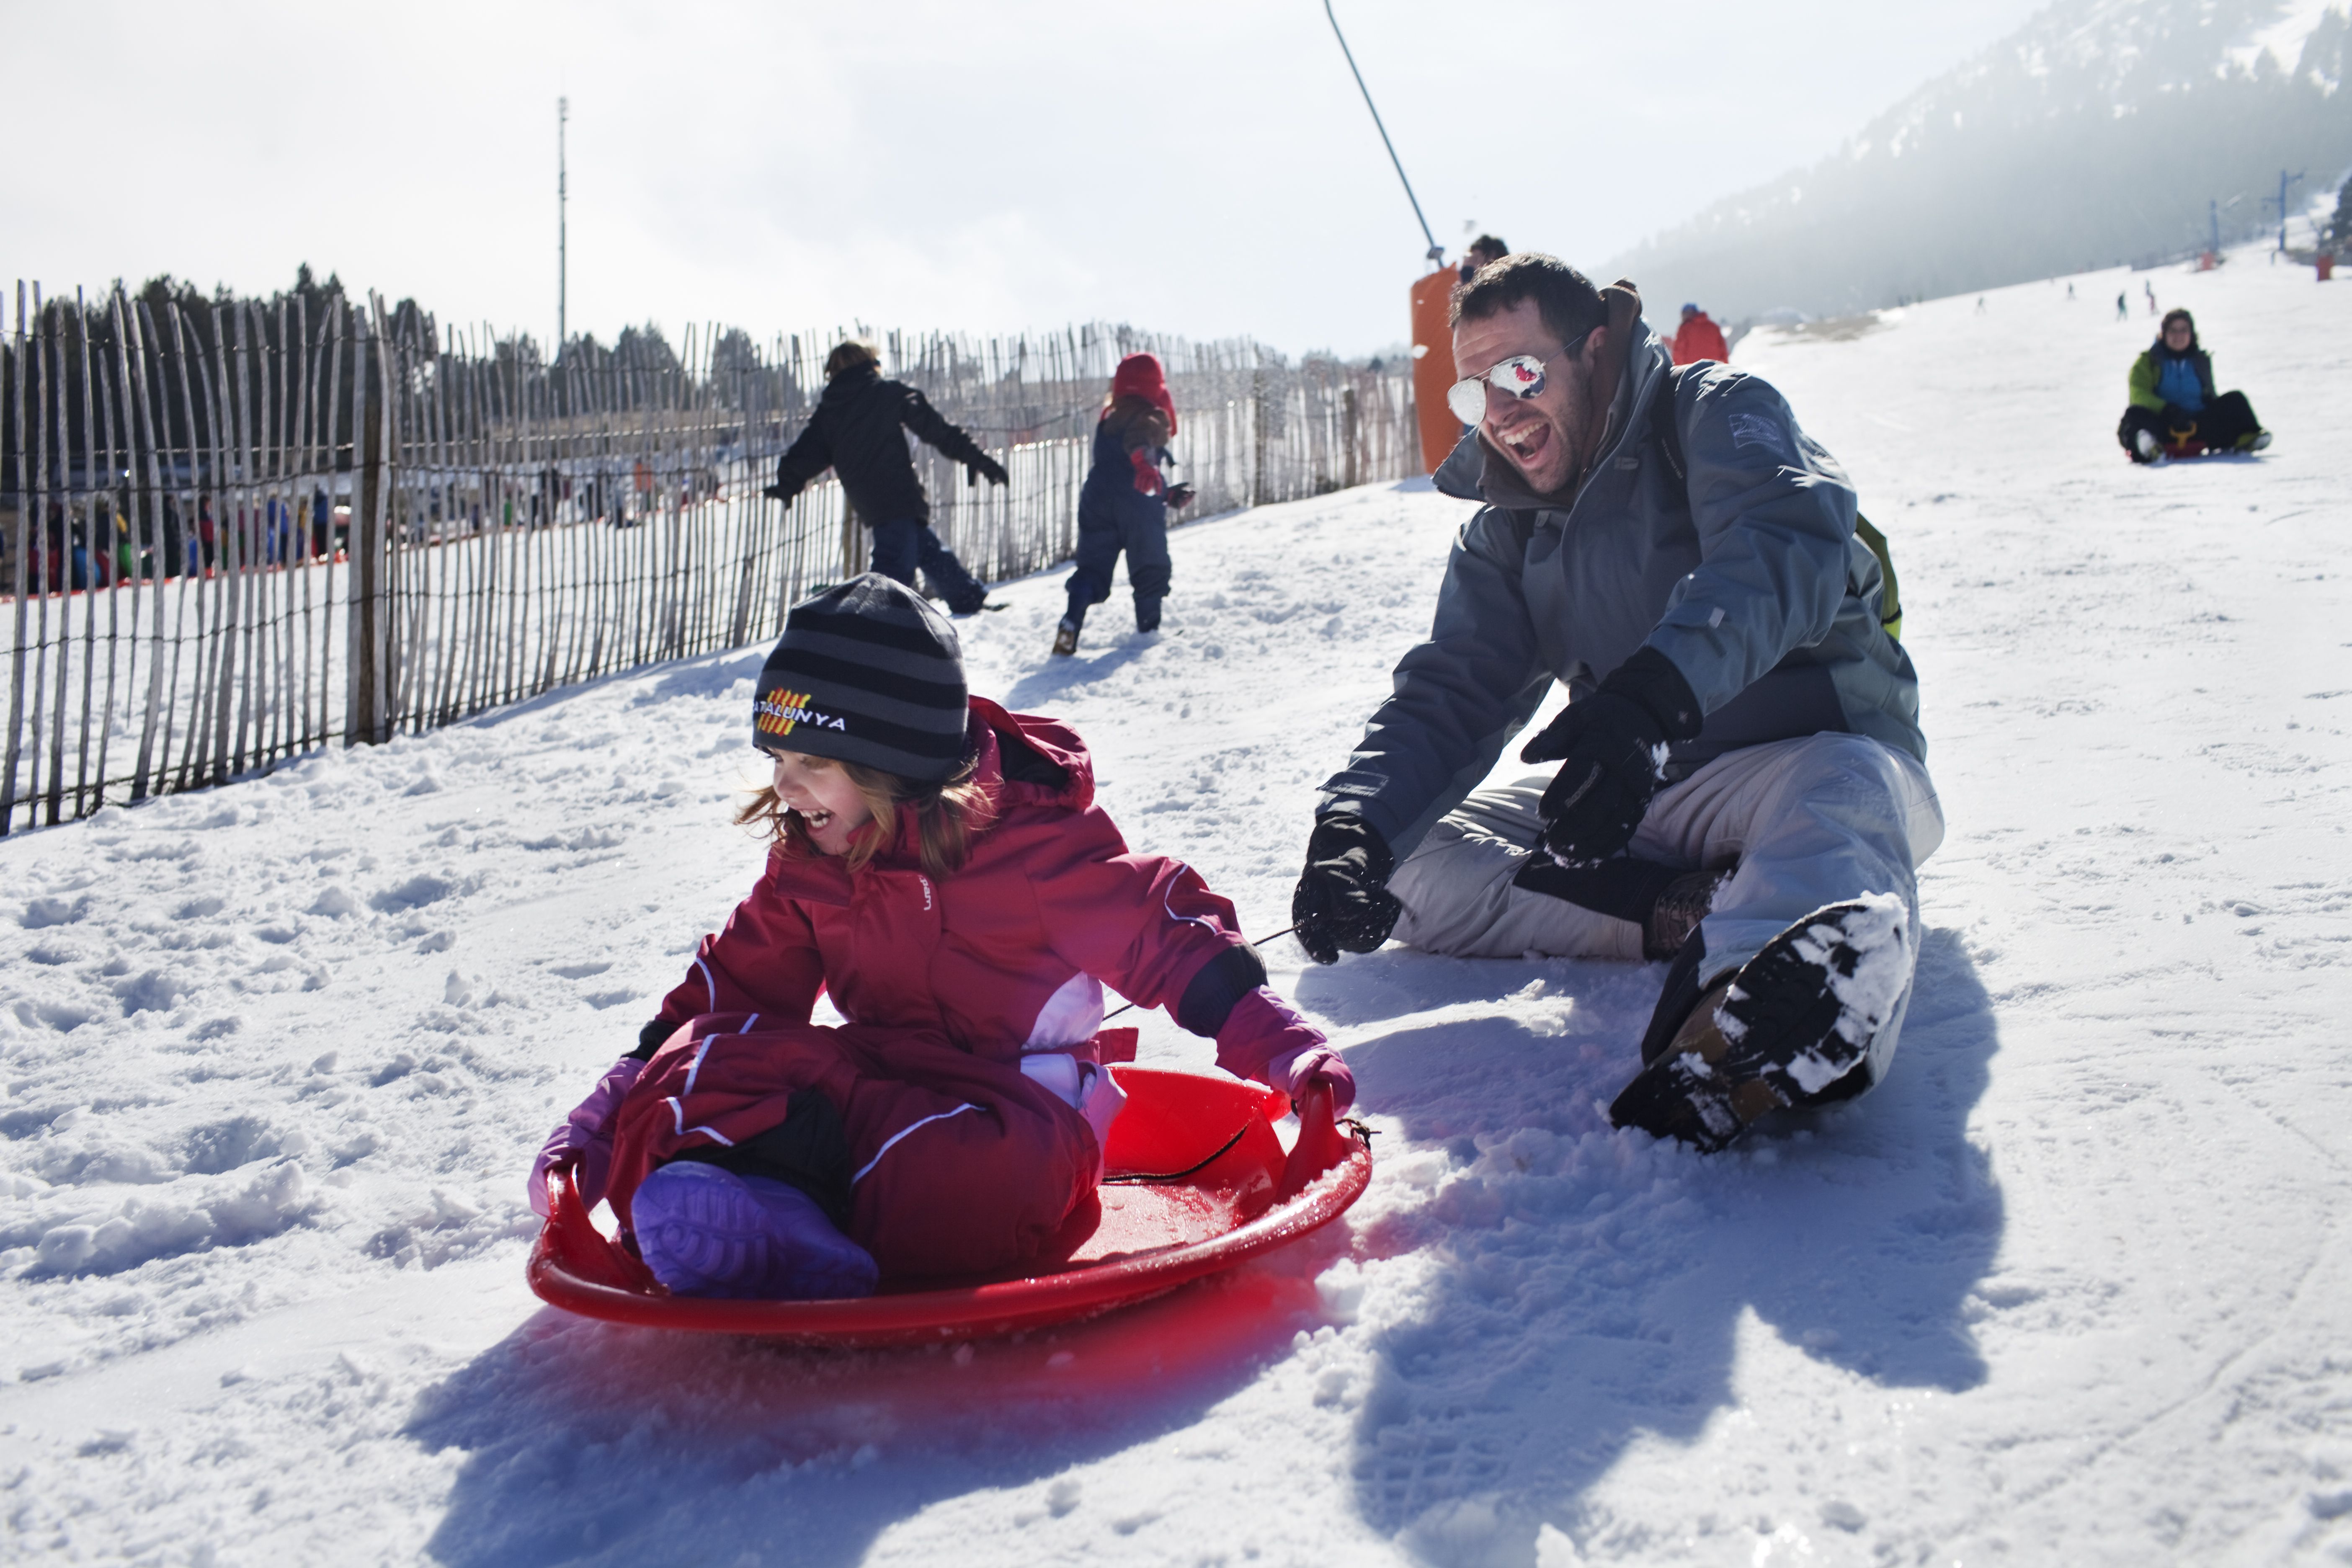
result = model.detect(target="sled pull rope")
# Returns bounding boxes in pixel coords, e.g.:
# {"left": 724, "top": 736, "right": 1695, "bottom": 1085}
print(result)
{"left": 1101, "top": 1122, "right": 1256, "bottom": 1185}
{"left": 1101, "top": 1100, "right": 1374, "bottom": 1187}
{"left": 1099, "top": 926, "right": 1297, "bottom": 1025}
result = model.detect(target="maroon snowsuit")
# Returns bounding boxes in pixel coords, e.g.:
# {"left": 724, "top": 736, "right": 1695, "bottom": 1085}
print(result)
{"left": 605, "top": 699, "right": 1269, "bottom": 1280}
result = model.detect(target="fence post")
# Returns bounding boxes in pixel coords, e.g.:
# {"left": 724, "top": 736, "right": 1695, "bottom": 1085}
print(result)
{"left": 346, "top": 307, "right": 392, "bottom": 745}
{"left": 1344, "top": 386, "right": 1361, "bottom": 490}
{"left": 1251, "top": 368, "right": 1269, "bottom": 505}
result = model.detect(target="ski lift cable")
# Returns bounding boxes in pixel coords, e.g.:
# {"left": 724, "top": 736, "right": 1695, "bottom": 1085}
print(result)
{"left": 1323, "top": 0, "right": 1446, "bottom": 266}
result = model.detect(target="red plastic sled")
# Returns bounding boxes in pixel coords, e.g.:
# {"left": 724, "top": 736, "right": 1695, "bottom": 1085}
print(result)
{"left": 527, "top": 1067, "right": 1374, "bottom": 1348}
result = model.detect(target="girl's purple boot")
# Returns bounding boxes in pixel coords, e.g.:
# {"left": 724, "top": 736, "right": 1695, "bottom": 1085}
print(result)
{"left": 632, "top": 1162, "right": 879, "bottom": 1300}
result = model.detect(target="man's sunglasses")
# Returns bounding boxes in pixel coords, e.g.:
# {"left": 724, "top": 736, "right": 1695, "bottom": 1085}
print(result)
{"left": 1446, "top": 350, "right": 1570, "bottom": 425}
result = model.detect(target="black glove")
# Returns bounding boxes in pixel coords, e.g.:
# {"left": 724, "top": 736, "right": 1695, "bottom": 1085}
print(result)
{"left": 1167, "top": 482, "right": 1197, "bottom": 508}
{"left": 970, "top": 456, "right": 1009, "bottom": 487}
{"left": 1519, "top": 646, "right": 1702, "bottom": 867}
{"left": 762, "top": 480, "right": 802, "bottom": 503}
{"left": 631, "top": 1016, "right": 679, "bottom": 1061}
{"left": 2160, "top": 403, "right": 2198, "bottom": 433}
{"left": 1292, "top": 815, "right": 1402, "bottom": 965}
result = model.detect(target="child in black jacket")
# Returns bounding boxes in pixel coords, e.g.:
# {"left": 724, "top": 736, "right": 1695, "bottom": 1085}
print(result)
{"left": 765, "top": 340, "right": 1008, "bottom": 614}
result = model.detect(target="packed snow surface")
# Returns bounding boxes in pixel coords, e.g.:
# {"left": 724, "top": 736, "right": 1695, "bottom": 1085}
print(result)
{"left": 5, "top": 251, "right": 2351, "bottom": 1565}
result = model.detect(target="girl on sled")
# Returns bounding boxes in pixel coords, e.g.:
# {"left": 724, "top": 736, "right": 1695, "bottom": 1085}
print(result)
{"left": 528, "top": 574, "right": 1353, "bottom": 1299}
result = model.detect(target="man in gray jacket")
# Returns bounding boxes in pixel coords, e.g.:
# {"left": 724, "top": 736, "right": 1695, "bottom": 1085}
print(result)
{"left": 1293, "top": 255, "right": 1942, "bottom": 1151}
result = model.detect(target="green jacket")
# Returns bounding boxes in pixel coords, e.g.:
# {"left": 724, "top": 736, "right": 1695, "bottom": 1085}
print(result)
{"left": 2128, "top": 345, "right": 2217, "bottom": 412}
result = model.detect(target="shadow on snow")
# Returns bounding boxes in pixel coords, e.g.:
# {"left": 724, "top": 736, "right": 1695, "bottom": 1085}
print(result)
{"left": 1291, "top": 924, "right": 2002, "bottom": 1563}
{"left": 407, "top": 928, "right": 1997, "bottom": 1565}
{"left": 405, "top": 1238, "right": 1346, "bottom": 1567}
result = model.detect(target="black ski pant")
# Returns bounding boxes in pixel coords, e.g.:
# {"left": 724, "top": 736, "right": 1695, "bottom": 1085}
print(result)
{"left": 870, "top": 518, "right": 986, "bottom": 615}
{"left": 2117, "top": 390, "right": 2260, "bottom": 456}
{"left": 1063, "top": 512, "right": 1171, "bottom": 633}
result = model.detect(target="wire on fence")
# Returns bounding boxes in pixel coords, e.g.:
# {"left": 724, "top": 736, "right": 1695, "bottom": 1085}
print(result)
{"left": 2, "top": 284, "right": 1421, "bottom": 834}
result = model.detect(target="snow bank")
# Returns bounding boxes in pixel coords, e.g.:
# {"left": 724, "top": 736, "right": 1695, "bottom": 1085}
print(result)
{"left": 3, "top": 248, "right": 2349, "bottom": 1565}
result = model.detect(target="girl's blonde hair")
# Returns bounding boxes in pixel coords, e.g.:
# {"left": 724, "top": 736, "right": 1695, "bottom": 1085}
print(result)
{"left": 737, "top": 749, "right": 994, "bottom": 879}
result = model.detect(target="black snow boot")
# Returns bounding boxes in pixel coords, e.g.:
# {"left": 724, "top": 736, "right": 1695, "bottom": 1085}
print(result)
{"left": 1511, "top": 856, "right": 1730, "bottom": 961}
{"left": 1134, "top": 596, "right": 1163, "bottom": 633}
{"left": 1609, "top": 896, "right": 1909, "bottom": 1152}
{"left": 1054, "top": 598, "right": 1089, "bottom": 656}
{"left": 1645, "top": 865, "right": 1728, "bottom": 961}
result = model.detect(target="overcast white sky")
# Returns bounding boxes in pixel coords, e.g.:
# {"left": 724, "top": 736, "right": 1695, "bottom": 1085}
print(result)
{"left": 5, "top": 0, "right": 2050, "bottom": 356}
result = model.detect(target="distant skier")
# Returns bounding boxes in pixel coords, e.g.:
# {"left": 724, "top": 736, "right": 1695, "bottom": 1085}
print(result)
{"left": 763, "top": 340, "right": 1008, "bottom": 616}
{"left": 2118, "top": 307, "right": 2270, "bottom": 463}
{"left": 1291, "top": 255, "right": 1937, "bottom": 1153}
{"left": 1053, "top": 353, "right": 1196, "bottom": 656}
{"left": 2145, "top": 280, "right": 2159, "bottom": 315}
{"left": 2116, "top": 291, "right": 2128, "bottom": 320}
{"left": 527, "top": 575, "right": 1351, "bottom": 1298}
{"left": 1670, "top": 302, "right": 1728, "bottom": 365}
{"left": 1457, "top": 233, "right": 1509, "bottom": 291}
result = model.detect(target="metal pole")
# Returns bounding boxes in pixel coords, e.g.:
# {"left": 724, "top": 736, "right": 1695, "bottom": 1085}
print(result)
{"left": 558, "top": 97, "right": 568, "bottom": 351}
{"left": 2275, "top": 169, "right": 2304, "bottom": 253}
{"left": 1323, "top": 0, "right": 1444, "bottom": 266}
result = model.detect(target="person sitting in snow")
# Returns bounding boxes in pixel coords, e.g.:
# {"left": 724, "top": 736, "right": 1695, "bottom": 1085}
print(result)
{"left": 528, "top": 575, "right": 1350, "bottom": 1298}
{"left": 1291, "top": 254, "right": 1941, "bottom": 1153}
{"left": 1052, "top": 353, "right": 1196, "bottom": 656}
{"left": 2117, "top": 308, "right": 2270, "bottom": 464}
{"left": 763, "top": 339, "right": 1008, "bottom": 616}
{"left": 1670, "top": 302, "right": 1728, "bottom": 366}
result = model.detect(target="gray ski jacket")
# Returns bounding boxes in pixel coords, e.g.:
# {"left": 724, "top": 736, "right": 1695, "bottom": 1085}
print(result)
{"left": 1318, "top": 285, "right": 1923, "bottom": 859}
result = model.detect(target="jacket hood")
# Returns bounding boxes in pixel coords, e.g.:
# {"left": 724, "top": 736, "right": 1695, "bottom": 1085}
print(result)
{"left": 820, "top": 364, "right": 883, "bottom": 403}
{"left": 1109, "top": 353, "right": 1179, "bottom": 438}
{"left": 1435, "top": 279, "right": 1663, "bottom": 511}
{"left": 969, "top": 696, "right": 1095, "bottom": 814}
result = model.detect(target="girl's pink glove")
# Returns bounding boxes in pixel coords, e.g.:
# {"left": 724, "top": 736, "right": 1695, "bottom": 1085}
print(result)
{"left": 1215, "top": 986, "right": 1356, "bottom": 1116}
{"left": 527, "top": 1056, "right": 647, "bottom": 1217}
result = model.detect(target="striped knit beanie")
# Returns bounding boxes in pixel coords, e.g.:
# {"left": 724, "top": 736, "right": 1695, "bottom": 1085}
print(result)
{"left": 753, "top": 574, "right": 970, "bottom": 781}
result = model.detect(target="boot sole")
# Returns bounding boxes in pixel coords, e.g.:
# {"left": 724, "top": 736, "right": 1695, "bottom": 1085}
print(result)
{"left": 1610, "top": 897, "right": 1907, "bottom": 1151}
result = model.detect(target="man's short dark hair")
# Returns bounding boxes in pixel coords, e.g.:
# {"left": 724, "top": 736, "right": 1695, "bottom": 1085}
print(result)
{"left": 1451, "top": 253, "right": 1607, "bottom": 353}
{"left": 1467, "top": 233, "right": 1508, "bottom": 261}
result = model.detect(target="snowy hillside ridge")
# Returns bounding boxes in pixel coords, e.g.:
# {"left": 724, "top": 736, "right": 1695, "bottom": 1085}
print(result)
{"left": 2, "top": 252, "right": 2350, "bottom": 1563}
{"left": 1605, "top": 0, "right": 2352, "bottom": 319}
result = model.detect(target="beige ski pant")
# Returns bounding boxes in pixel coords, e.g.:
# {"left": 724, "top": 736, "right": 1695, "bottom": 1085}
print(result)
{"left": 1388, "top": 734, "right": 1945, "bottom": 1079}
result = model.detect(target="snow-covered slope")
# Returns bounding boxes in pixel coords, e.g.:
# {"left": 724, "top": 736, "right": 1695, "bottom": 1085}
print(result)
{"left": 3, "top": 251, "right": 2350, "bottom": 1565}
{"left": 1610, "top": 0, "right": 2352, "bottom": 320}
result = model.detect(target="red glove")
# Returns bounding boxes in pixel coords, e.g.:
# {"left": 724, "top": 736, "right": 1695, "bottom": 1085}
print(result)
{"left": 527, "top": 1056, "right": 647, "bottom": 1217}
{"left": 1215, "top": 987, "right": 1356, "bottom": 1115}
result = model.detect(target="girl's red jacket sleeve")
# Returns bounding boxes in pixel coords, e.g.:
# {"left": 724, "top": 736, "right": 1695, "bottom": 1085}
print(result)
{"left": 1021, "top": 802, "right": 1258, "bottom": 1034}
{"left": 650, "top": 854, "right": 826, "bottom": 1026}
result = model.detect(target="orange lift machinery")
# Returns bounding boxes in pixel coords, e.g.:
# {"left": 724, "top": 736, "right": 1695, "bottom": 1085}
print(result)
{"left": 1326, "top": 0, "right": 1459, "bottom": 474}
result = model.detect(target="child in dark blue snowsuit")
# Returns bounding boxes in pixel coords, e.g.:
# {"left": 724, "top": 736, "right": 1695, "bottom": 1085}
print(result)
{"left": 1053, "top": 354, "right": 1194, "bottom": 656}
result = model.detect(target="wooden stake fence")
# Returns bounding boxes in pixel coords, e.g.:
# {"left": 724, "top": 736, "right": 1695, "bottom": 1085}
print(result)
{"left": 2, "top": 285, "right": 1419, "bottom": 833}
